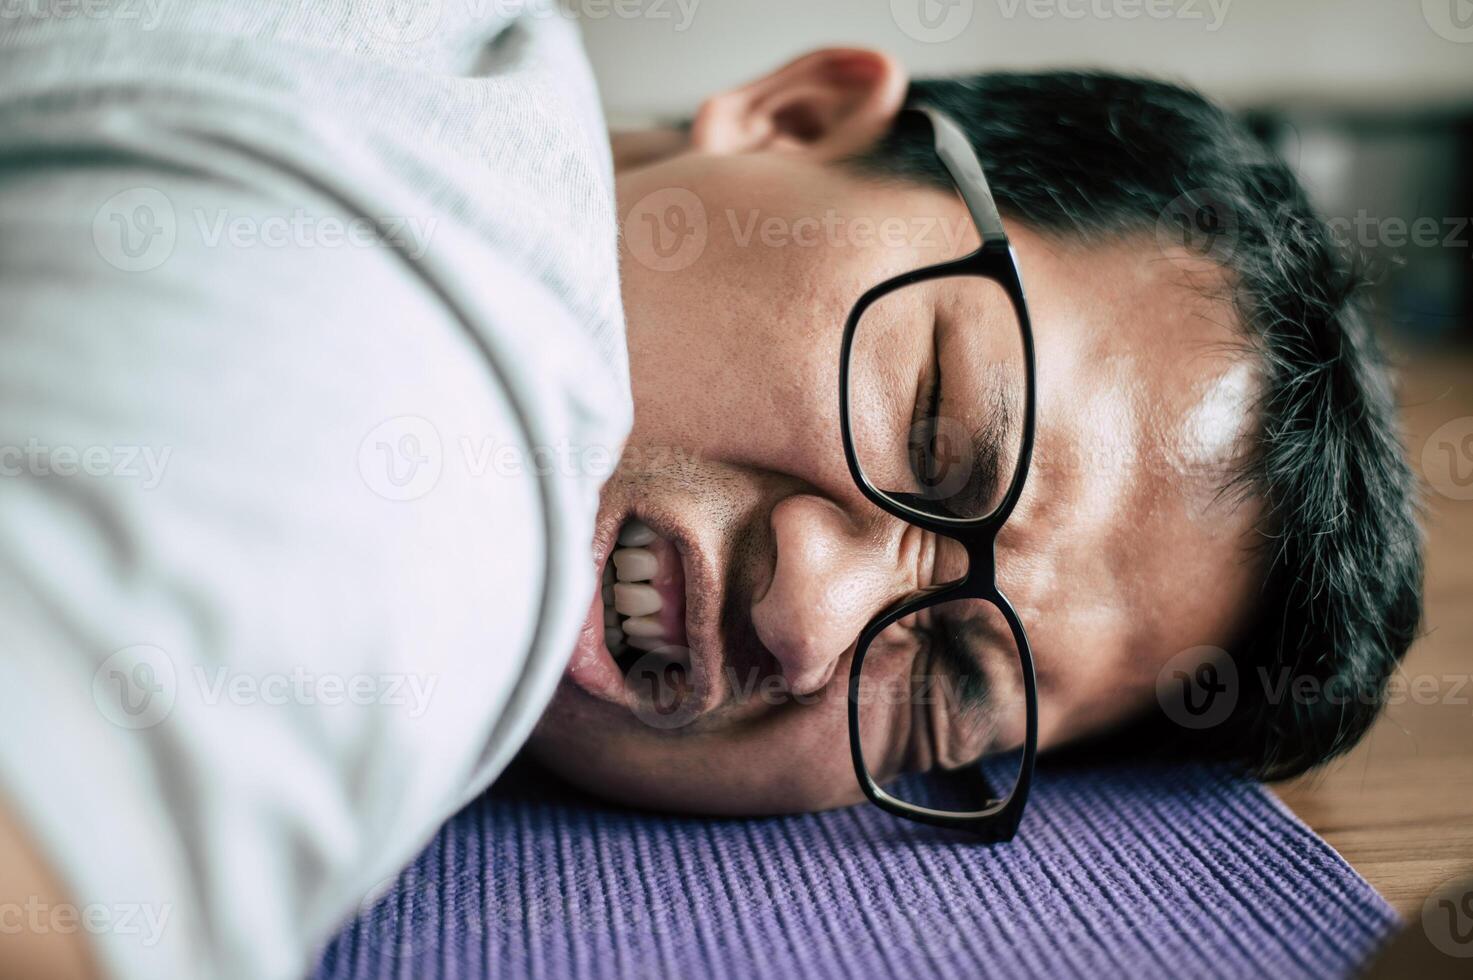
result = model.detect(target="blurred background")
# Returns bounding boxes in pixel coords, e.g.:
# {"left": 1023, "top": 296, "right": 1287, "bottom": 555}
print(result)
{"left": 576, "top": 0, "right": 1473, "bottom": 938}
{"left": 579, "top": 0, "right": 1471, "bottom": 344}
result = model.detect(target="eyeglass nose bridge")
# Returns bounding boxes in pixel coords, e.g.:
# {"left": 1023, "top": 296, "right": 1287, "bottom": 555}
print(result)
{"left": 879, "top": 490, "right": 1002, "bottom": 596}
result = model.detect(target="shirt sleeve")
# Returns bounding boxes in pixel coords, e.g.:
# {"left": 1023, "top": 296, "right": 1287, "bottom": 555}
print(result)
{"left": 0, "top": 5, "right": 630, "bottom": 980}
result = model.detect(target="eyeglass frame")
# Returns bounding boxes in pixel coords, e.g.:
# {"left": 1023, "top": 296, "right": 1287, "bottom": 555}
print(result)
{"left": 838, "top": 104, "right": 1039, "bottom": 843}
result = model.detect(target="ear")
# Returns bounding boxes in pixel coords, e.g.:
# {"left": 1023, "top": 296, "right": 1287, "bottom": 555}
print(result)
{"left": 690, "top": 48, "right": 908, "bottom": 162}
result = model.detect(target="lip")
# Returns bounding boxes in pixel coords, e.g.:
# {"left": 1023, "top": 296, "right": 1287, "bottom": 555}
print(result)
{"left": 563, "top": 514, "right": 628, "bottom": 704}
{"left": 563, "top": 507, "right": 720, "bottom": 715}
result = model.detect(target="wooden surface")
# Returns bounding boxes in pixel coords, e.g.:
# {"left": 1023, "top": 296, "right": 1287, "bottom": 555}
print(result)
{"left": 1274, "top": 347, "right": 1473, "bottom": 920}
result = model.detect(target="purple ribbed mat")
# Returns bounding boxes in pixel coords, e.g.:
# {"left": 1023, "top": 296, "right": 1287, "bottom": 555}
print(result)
{"left": 312, "top": 759, "right": 1397, "bottom": 980}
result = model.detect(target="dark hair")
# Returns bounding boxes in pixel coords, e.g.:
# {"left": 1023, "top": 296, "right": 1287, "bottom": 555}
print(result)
{"left": 851, "top": 72, "right": 1423, "bottom": 779}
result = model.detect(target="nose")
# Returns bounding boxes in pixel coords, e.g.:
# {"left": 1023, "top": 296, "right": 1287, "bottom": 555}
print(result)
{"left": 750, "top": 495, "right": 907, "bottom": 696}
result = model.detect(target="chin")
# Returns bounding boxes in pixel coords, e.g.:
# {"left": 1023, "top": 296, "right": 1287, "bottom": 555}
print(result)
{"left": 525, "top": 722, "right": 866, "bottom": 818}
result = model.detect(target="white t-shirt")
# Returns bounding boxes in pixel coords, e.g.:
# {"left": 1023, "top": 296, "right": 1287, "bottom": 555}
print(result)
{"left": 0, "top": 3, "right": 631, "bottom": 978}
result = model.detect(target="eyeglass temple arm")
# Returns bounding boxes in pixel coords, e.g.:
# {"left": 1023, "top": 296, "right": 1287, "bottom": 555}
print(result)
{"left": 913, "top": 104, "right": 1009, "bottom": 247}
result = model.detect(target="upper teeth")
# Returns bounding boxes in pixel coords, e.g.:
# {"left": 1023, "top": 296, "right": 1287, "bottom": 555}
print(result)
{"left": 603, "top": 519, "right": 668, "bottom": 657}
{"left": 618, "top": 521, "right": 657, "bottom": 547}
{"left": 613, "top": 583, "right": 661, "bottom": 617}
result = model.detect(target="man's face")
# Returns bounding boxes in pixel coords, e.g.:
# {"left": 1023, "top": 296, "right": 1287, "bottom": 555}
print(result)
{"left": 527, "top": 51, "right": 1263, "bottom": 815}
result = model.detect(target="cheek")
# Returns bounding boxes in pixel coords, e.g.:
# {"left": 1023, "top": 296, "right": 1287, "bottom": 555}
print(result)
{"left": 1038, "top": 629, "right": 1154, "bottom": 748}
{"left": 626, "top": 287, "right": 859, "bottom": 486}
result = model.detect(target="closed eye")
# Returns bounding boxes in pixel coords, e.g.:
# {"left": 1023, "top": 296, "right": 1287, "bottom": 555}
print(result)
{"left": 906, "top": 331, "right": 944, "bottom": 490}
{"left": 917, "top": 612, "right": 991, "bottom": 714}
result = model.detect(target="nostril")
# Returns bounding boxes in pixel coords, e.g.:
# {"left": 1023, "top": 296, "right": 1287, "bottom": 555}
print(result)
{"left": 777, "top": 643, "right": 842, "bottom": 698}
{"left": 752, "top": 591, "right": 851, "bottom": 700}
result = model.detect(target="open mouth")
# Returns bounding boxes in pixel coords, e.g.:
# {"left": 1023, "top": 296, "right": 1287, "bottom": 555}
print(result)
{"left": 565, "top": 515, "right": 698, "bottom": 714}
{"left": 601, "top": 518, "right": 689, "bottom": 667}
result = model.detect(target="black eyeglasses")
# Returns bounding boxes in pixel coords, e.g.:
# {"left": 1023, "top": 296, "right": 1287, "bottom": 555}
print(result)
{"left": 840, "top": 105, "right": 1038, "bottom": 842}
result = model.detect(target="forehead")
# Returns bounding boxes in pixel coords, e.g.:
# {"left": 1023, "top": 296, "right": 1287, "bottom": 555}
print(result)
{"left": 1014, "top": 227, "right": 1259, "bottom": 497}
{"left": 1000, "top": 228, "right": 1265, "bottom": 705}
